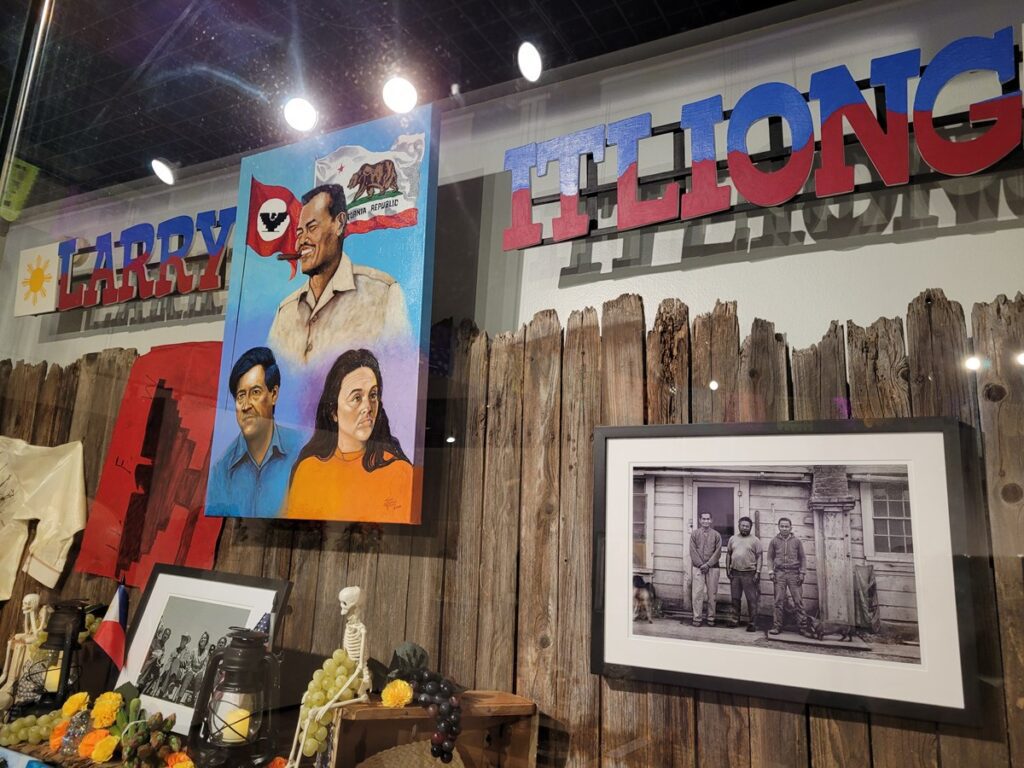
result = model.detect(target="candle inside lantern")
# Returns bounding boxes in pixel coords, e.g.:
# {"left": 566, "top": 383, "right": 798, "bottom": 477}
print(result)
{"left": 43, "top": 665, "right": 61, "bottom": 693}
{"left": 218, "top": 707, "right": 251, "bottom": 743}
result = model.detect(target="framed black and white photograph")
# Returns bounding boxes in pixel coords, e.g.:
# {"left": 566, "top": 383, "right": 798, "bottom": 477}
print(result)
{"left": 592, "top": 418, "right": 981, "bottom": 721}
{"left": 117, "top": 565, "right": 291, "bottom": 733}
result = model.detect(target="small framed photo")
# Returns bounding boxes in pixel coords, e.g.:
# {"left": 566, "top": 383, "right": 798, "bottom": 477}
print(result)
{"left": 592, "top": 418, "right": 981, "bottom": 722}
{"left": 117, "top": 565, "right": 291, "bottom": 733}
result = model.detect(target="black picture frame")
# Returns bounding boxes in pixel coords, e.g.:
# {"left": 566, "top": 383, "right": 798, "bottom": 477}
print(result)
{"left": 591, "top": 417, "right": 983, "bottom": 724}
{"left": 118, "top": 565, "right": 292, "bottom": 733}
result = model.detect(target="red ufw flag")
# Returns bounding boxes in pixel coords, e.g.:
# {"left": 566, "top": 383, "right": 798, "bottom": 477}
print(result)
{"left": 93, "top": 584, "right": 128, "bottom": 669}
{"left": 246, "top": 178, "right": 302, "bottom": 258}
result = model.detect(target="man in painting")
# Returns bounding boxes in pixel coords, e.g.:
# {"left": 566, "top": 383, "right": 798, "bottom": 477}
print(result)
{"left": 767, "top": 517, "right": 807, "bottom": 635}
{"left": 206, "top": 347, "right": 304, "bottom": 518}
{"left": 726, "top": 516, "right": 763, "bottom": 630}
{"left": 267, "top": 184, "right": 410, "bottom": 364}
{"left": 688, "top": 511, "right": 722, "bottom": 627}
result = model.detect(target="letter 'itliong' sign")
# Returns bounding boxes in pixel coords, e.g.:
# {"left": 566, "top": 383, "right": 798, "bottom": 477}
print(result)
{"left": 502, "top": 27, "right": 1024, "bottom": 250}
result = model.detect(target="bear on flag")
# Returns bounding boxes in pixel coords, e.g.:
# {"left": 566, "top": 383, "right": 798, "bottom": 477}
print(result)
{"left": 314, "top": 133, "right": 425, "bottom": 234}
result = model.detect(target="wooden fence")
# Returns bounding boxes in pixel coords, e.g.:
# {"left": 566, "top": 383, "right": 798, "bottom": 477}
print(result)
{"left": 0, "top": 289, "right": 1021, "bottom": 768}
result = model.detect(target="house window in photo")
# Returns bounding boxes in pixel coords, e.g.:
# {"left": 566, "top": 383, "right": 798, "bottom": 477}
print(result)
{"left": 871, "top": 483, "right": 913, "bottom": 554}
{"left": 633, "top": 476, "right": 648, "bottom": 569}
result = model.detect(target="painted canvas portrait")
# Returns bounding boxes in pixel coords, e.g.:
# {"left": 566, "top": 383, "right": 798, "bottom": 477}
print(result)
{"left": 206, "top": 107, "right": 437, "bottom": 523}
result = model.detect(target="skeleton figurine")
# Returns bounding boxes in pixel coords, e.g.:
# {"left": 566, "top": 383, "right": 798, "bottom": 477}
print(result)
{"left": 0, "top": 594, "right": 47, "bottom": 712}
{"left": 286, "top": 586, "right": 370, "bottom": 767}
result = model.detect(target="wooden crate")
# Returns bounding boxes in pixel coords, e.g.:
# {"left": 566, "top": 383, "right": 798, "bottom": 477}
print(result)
{"left": 329, "top": 690, "right": 537, "bottom": 768}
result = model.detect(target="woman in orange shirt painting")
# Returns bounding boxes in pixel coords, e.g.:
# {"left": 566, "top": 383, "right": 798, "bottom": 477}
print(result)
{"left": 284, "top": 349, "right": 413, "bottom": 522}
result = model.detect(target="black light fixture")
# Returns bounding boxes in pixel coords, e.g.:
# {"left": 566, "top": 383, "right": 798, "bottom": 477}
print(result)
{"left": 189, "top": 627, "right": 280, "bottom": 768}
{"left": 14, "top": 600, "right": 85, "bottom": 715}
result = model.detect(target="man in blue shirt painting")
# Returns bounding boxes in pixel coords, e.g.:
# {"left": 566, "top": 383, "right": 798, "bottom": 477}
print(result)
{"left": 206, "top": 347, "right": 303, "bottom": 518}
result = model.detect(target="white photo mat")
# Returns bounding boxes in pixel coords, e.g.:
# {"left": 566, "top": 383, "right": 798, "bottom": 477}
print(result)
{"left": 117, "top": 573, "right": 280, "bottom": 734}
{"left": 602, "top": 430, "right": 964, "bottom": 710}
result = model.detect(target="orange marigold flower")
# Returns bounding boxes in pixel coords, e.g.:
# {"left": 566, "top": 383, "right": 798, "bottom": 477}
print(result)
{"left": 268, "top": 758, "right": 288, "bottom": 768}
{"left": 48, "top": 720, "right": 69, "bottom": 752}
{"left": 77, "top": 728, "right": 110, "bottom": 758}
{"left": 166, "top": 751, "right": 193, "bottom": 767}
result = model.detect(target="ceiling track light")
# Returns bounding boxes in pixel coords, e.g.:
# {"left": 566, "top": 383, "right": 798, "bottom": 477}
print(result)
{"left": 383, "top": 76, "right": 417, "bottom": 114}
{"left": 284, "top": 97, "right": 318, "bottom": 132}
{"left": 517, "top": 41, "right": 542, "bottom": 82}
{"left": 150, "top": 158, "right": 176, "bottom": 185}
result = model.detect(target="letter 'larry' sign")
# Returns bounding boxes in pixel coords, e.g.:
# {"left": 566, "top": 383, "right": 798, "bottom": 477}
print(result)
{"left": 13, "top": 208, "right": 237, "bottom": 316}
{"left": 502, "top": 27, "right": 1024, "bottom": 250}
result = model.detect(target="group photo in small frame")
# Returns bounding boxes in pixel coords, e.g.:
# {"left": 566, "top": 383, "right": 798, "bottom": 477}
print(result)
{"left": 116, "top": 565, "right": 291, "bottom": 734}
{"left": 592, "top": 418, "right": 982, "bottom": 721}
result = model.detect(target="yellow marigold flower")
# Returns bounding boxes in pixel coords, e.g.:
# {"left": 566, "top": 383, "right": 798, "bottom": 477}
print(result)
{"left": 61, "top": 691, "right": 90, "bottom": 718}
{"left": 381, "top": 679, "right": 414, "bottom": 708}
{"left": 78, "top": 729, "right": 110, "bottom": 758}
{"left": 90, "top": 734, "right": 120, "bottom": 763}
{"left": 91, "top": 691, "right": 123, "bottom": 728}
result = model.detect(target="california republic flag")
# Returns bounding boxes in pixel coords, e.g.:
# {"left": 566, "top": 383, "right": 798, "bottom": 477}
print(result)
{"left": 315, "top": 133, "right": 426, "bottom": 235}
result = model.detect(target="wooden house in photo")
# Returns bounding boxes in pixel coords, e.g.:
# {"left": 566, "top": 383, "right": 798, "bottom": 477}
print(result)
{"left": 633, "top": 463, "right": 918, "bottom": 635}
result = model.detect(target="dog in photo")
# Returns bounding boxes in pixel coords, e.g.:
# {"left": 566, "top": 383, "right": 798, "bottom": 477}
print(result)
{"left": 633, "top": 574, "right": 657, "bottom": 623}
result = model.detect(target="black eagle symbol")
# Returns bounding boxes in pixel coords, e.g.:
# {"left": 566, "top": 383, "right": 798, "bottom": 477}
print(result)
{"left": 260, "top": 210, "right": 288, "bottom": 232}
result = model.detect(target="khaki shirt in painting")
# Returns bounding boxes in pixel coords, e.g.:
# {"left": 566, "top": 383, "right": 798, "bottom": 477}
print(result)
{"left": 267, "top": 253, "right": 411, "bottom": 364}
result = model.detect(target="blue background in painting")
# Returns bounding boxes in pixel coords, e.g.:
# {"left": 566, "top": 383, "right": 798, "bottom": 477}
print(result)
{"left": 206, "top": 106, "right": 436, "bottom": 516}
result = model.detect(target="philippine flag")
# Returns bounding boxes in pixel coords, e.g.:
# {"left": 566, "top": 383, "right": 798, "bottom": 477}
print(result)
{"left": 93, "top": 584, "right": 128, "bottom": 670}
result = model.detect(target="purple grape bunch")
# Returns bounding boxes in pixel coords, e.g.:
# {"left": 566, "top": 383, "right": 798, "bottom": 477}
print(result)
{"left": 408, "top": 669, "right": 461, "bottom": 764}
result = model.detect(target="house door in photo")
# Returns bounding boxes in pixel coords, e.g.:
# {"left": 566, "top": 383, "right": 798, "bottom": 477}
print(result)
{"left": 693, "top": 482, "right": 737, "bottom": 603}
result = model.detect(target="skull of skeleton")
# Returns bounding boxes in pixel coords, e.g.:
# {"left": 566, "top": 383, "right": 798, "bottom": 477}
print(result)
{"left": 21, "top": 594, "right": 39, "bottom": 613}
{"left": 338, "top": 586, "right": 363, "bottom": 617}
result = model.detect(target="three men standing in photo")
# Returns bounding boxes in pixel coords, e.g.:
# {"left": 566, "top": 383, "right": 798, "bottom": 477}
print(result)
{"left": 689, "top": 513, "right": 807, "bottom": 632}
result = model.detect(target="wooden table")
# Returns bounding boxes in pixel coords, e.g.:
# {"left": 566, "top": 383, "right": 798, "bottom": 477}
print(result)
{"left": 330, "top": 690, "right": 537, "bottom": 768}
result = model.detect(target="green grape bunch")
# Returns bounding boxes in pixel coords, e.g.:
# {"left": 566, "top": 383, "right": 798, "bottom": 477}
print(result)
{"left": 0, "top": 709, "right": 62, "bottom": 748}
{"left": 297, "top": 648, "right": 359, "bottom": 759}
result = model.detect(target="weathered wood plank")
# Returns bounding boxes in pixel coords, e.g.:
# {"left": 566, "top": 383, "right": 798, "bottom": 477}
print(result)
{"left": 516, "top": 310, "right": 562, "bottom": 715}
{"left": 792, "top": 321, "right": 850, "bottom": 421}
{"left": 601, "top": 293, "right": 667, "bottom": 768}
{"left": 647, "top": 298, "right": 690, "bottom": 425}
{"left": 405, "top": 321, "right": 457, "bottom": 665}
{"left": 213, "top": 518, "right": 269, "bottom": 578}
{"left": 750, "top": 699, "right": 807, "bottom": 768}
{"left": 262, "top": 522, "right": 294, "bottom": 644}
{"left": 692, "top": 301, "right": 741, "bottom": 424}
{"left": 793, "top": 324, "right": 871, "bottom": 768}
{"left": 645, "top": 298, "right": 697, "bottom": 768}
{"left": 285, "top": 524, "right": 323, "bottom": 653}
{"left": 690, "top": 303, "right": 752, "bottom": 768}
{"left": 846, "top": 319, "right": 910, "bottom": 419}
{"left": 310, "top": 525, "right": 350, "bottom": 657}
{"left": 0, "top": 361, "right": 49, "bottom": 653}
{"left": 476, "top": 327, "right": 524, "bottom": 691}
{"left": 0, "top": 359, "right": 13, "bottom": 426}
{"left": 906, "top": 290, "right": 1008, "bottom": 767}
{"left": 554, "top": 307, "right": 601, "bottom": 768}
{"left": 846, "top": 315, "right": 935, "bottom": 767}
{"left": 906, "top": 289, "right": 979, "bottom": 429}
{"left": 738, "top": 318, "right": 789, "bottom": 423}
{"left": 1, "top": 361, "right": 47, "bottom": 440}
{"left": 368, "top": 527, "right": 413, "bottom": 664}
{"left": 739, "top": 318, "right": 807, "bottom": 768}
{"left": 972, "top": 293, "right": 1024, "bottom": 767}
{"left": 439, "top": 323, "right": 489, "bottom": 687}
